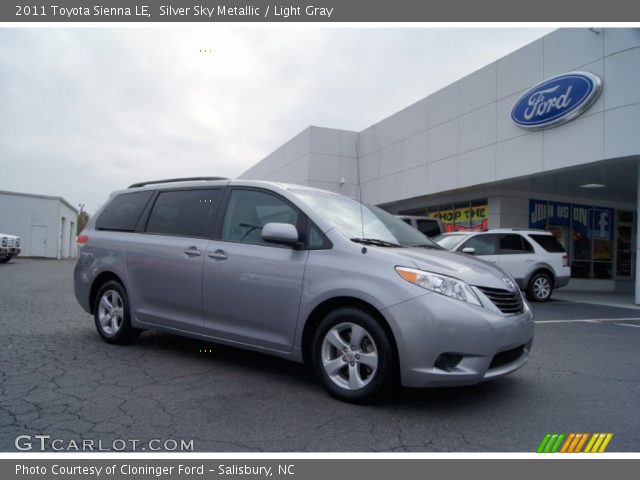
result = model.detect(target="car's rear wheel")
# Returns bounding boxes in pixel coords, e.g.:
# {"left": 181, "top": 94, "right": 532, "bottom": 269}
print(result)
{"left": 527, "top": 272, "right": 553, "bottom": 302}
{"left": 93, "top": 281, "right": 139, "bottom": 344}
{"left": 311, "top": 308, "right": 397, "bottom": 403}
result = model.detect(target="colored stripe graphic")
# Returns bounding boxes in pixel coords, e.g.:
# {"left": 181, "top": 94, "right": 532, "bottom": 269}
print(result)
{"left": 537, "top": 433, "right": 565, "bottom": 453}
{"left": 537, "top": 433, "right": 613, "bottom": 453}
{"left": 584, "top": 433, "right": 614, "bottom": 453}
{"left": 574, "top": 433, "right": 589, "bottom": 453}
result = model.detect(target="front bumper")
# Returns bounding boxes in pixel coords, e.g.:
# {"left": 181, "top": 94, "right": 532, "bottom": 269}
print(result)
{"left": 382, "top": 292, "right": 534, "bottom": 388}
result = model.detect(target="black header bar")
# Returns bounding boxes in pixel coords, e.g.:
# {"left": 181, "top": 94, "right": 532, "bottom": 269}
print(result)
{"left": 2, "top": 0, "right": 640, "bottom": 22}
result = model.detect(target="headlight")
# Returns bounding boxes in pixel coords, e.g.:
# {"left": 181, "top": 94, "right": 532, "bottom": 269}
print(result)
{"left": 395, "top": 266, "right": 482, "bottom": 307}
{"left": 1, "top": 237, "right": 6, "bottom": 247}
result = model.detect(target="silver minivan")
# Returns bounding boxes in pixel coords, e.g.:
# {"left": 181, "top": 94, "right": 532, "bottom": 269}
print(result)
{"left": 74, "top": 178, "right": 534, "bottom": 403}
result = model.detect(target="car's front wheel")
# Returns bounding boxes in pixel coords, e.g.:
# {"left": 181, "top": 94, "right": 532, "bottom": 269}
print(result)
{"left": 93, "top": 281, "right": 139, "bottom": 344}
{"left": 527, "top": 272, "right": 553, "bottom": 302}
{"left": 311, "top": 308, "right": 398, "bottom": 403}
{"left": 0, "top": 255, "right": 11, "bottom": 263}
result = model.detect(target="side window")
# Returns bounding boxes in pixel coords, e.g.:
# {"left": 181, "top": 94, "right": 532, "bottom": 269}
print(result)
{"left": 461, "top": 235, "right": 497, "bottom": 255}
{"left": 499, "top": 234, "right": 530, "bottom": 254}
{"left": 221, "top": 190, "right": 299, "bottom": 246}
{"left": 400, "top": 218, "right": 412, "bottom": 226}
{"left": 96, "top": 191, "right": 153, "bottom": 232}
{"left": 416, "top": 219, "right": 441, "bottom": 238}
{"left": 146, "top": 189, "right": 220, "bottom": 238}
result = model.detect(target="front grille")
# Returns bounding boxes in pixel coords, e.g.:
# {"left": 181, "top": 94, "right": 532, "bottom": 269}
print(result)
{"left": 476, "top": 286, "right": 524, "bottom": 315}
{"left": 489, "top": 344, "right": 525, "bottom": 369}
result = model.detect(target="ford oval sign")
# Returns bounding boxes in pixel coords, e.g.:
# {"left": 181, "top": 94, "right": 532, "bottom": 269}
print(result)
{"left": 511, "top": 72, "right": 602, "bottom": 130}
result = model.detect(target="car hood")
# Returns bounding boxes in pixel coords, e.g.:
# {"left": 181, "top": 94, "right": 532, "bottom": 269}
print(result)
{"left": 390, "top": 247, "right": 512, "bottom": 290}
{"left": 0, "top": 233, "right": 19, "bottom": 239}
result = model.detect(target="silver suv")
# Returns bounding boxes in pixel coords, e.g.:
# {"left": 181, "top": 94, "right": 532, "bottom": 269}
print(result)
{"left": 74, "top": 178, "right": 534, "bottom": 403}
{"left": 434, "top": 229, "right": 570, "bottom": 302}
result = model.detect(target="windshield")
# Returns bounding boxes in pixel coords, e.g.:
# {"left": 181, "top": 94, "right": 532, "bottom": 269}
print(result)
{"left": 433, "top": 234, "right": 467, "bottom": 250}
{"left": 291, "top": 189, "right": 439, "bottom": 248}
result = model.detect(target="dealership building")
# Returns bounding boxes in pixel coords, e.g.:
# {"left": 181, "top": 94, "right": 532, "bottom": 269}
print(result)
{"left": 240, "top": 28, "right": 640, "bottom": 297}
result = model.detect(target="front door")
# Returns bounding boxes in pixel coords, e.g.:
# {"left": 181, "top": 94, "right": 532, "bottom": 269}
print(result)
{"left": 203, "top": 189, "right": 308, "bottom": 352}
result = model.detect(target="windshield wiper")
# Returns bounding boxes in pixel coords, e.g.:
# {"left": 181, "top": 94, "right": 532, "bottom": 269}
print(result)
{"left": 351, "top": 237, "right": 403, "bottom": 248}
{"left": 407, "top": 243, "right": 441, "bottom": 249}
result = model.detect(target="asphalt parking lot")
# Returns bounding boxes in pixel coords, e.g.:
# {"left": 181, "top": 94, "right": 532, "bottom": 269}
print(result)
{"left": 1, "top": 258, "right": 639, "bottom": 452}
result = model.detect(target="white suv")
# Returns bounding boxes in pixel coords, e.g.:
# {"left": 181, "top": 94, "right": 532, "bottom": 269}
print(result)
{"left": 434, "top": 229, "right": 570, "bottom": 302}
{"left": 0, "top": 233, "right": 21, "bottom": 263}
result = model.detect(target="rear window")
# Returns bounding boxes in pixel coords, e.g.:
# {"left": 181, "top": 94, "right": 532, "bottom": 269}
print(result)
{"left": 96, "top": 191, "right": 153, "bottom": 232}
{"left": 529, "top": 234, "right": 566, "bottom": 253}
{"left": 416, "top": 219, "right": 441, "bottom": 238}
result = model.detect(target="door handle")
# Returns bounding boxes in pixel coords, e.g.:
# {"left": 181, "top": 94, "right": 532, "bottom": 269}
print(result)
{"left": 183, "top": 247, "right": 202, "bottom": 257}
{"left": 207, "top": 249, "right": 228, "bottom": 261}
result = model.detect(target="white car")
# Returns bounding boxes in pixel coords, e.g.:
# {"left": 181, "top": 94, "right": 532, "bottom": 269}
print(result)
{"left": 0, "top": 233, "right": 21, "bottom": 263}
{"left": 434, "top": 229, "right": 570, "bottom": 302}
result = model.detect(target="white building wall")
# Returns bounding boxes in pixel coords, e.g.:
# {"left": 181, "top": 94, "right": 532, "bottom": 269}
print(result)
{"left": 239, "top": 28, "right": 640, "bottom": 212}
{"left": 60, "top": 202, "right": 78, "bottom": 259}
{"left": 357, "top": 28, "right": 640, "bottom": 206}
{"left": 240, "top": 126, "right": 359, "bottom": 198}
{"left": 0, "top": 192, "right": 78, "bottom": 259}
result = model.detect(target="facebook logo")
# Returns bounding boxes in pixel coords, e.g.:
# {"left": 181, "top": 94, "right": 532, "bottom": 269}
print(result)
{"left": 593, "top": 209, "right": 612, "bottom": 240}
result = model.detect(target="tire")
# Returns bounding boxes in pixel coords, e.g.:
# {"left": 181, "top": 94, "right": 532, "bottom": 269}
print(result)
{"left": 0, "top": 255, "right": 11, "bottom": 264}
{"left": 311, "top": 307, "right": 398, "bottom": 404}
{"left": 526, "top": 272, "right": 553, "bottom": 302}
{"left": 93, "top": 280, "right": 139, "bottom": 344}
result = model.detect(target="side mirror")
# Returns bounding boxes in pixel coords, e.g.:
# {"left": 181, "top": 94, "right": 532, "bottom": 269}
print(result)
{"left": 261, "top": 223, "right": 300, "bottom": 247}
{"left": 461, "top": 247, "right": 476, "bottom": 255}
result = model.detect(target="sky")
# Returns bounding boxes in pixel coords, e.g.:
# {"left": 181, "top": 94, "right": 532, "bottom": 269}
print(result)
{"left": 0, "top": 27, "right": 552, "bottom": 213}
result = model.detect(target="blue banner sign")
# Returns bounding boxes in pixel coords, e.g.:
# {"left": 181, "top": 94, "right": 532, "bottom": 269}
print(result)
{"left": 529, "top": 199, "right": 613, "bottom": 240}
{"left": 511, "top": 72, "right": 602, "bottom": 130}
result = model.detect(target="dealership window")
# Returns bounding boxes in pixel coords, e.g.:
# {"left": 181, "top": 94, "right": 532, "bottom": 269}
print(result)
{"left": 616, "top": 211, "right": 634, "bottom": 278}
{"left": 398, "top": 199, "right": 488, "bottom": 233}
{"left": 529, "top": 199, "right": 619, "bottom": 280}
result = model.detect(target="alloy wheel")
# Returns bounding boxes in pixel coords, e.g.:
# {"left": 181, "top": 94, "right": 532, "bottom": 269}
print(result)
{"left": 533, "top": 276, "right": 551, "bottom": 300}
{"left": 98, "top": 290, "right": 124, "bottom": 335}
{"left": 321, "top": 322, "right": 379, "bottom": 390}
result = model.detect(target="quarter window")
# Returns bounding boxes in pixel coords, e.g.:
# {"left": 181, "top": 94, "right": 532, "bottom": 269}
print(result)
{"left": 221, "top": 190, "right": 299, "bottom": 246}
{"left": 96, "top": 191, "right": 153, "bottom": 232}
{"left": 529, "top": 234, "right": 566, "bottom": 253}
{"left": 146, "top": 189, "right": 220, "bottom": 238}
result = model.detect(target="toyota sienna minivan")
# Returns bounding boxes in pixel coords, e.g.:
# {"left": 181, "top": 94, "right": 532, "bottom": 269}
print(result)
{"left": 74, "top": 178, "right": 534, "bottom": 403}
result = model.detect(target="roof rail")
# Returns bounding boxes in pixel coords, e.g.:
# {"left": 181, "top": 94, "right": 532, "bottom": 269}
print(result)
{"left": 127, "top": 177, "right": 229, "bottom": 189}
